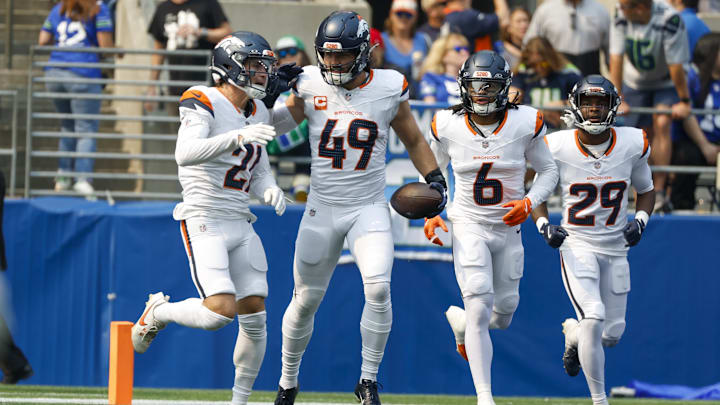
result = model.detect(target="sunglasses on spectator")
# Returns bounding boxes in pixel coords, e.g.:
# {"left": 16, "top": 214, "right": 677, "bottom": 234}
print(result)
{"left": 451, "top": 46, "right": 470, "bottom": 53}
{"left": 277, "top": 48, "right": 299, "bottom": 58}
{"left": 394, "top": 11, "right": 414, "bottom": 19}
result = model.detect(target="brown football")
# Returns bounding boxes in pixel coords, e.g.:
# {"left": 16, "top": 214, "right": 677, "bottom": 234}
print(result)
{"left": 390, "top": 182, "right": 443, "bottom": 219}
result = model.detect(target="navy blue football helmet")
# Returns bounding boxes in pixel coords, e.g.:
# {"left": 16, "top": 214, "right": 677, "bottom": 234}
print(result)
{"left": 457, "top": 51, "right": 512, "bottom": 116}
{"left": 568, "top": 75, "right": 621, "bottom": 135}
{"left": 210, "top": 31, "right": 277, "bottom": 99}
{"left": 314, "top": 11, "right": 371, "bottom": 86}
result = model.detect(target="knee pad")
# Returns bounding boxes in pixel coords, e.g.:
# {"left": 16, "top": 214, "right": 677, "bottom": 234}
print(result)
{"left": 363, "top": 282, "right": 391, "bottom": 312}
{"left": 489, "top": 311, "right": 514, "bottom": 330}
{"left": 293, "top": 287, "right": 326, "bottom": 319}
{"left": 296, "top": 229, "right": 326, "bottom": 265}
{"left": 238, "top": 311, "right": 267, "bottom": 340}
{"left": 200, "top": 305, "right": 234, "bottom": 331}
{"left": 602, "top": 319, "right": 626, "bottom": 347}
{"left": 464, "top": 271, "right": 492, "bottom": 297}
{"left": 494, "top": 293, "right": 519, "bottom": 316}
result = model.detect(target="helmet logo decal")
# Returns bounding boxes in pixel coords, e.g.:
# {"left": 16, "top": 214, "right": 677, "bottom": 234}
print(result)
{"left": 263, "top": 50, "right": 274, "bottom": 57}
{"left": 356, "top": 18, "right": 369, "bottom": 38}
{"left": 323, "top": 42, "right": 342, "bottom": 49}
{"left": 217, "top": 36, "right": 246, "bottom": 53}
{"left": 473, "top": 71, "right": 492, "bottom": 78}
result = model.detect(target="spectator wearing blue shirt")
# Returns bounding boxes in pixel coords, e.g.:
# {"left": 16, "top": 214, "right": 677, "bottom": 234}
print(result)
{"left": 669, "top": 0, "right": 710, "bottom": 54}
{"left": 382, "top": 0, "right": 430, "bottom": 98}
{"left": 670, "top": 33, "right": 720, "bottom": 209}
{"left": 510, "top": 37, "right": 581, "bottom": 128}
{"left": 39, "top": 0, "right": 114, "bottom": 198}
{"left": 419, "top": 33, "right": 470, "bottom": 104}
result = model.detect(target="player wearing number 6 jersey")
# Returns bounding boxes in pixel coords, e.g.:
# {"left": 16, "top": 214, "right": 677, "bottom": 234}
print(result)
{"left": 130, "top": 32, "right": 288, "bottom": 405}
{"left": 269, "top": 11, "right": 447, "bottom": 405}
{"left": 425, "top": 51, "right": 558, "bottom": 405}
{"left": 530, "top": 75, "right": 655, "bottom": 405}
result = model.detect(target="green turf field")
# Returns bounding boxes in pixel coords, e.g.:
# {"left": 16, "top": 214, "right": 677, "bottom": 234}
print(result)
{"left": 1, "top": 385, "right": 719, "bottom": 405}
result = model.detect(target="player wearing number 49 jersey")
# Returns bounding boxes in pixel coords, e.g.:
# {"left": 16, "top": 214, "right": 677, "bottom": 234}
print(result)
{"left": 531, "top": 75, "right": 655, "bottom": 405}
{"left": 131, "top": 32, "right": 290, "bottom": 405}
{"left": 269, "top": 11, "right": 447, "bottom": 405}
{"left": 426, "top": 51, "right": 558, "bottom": 405}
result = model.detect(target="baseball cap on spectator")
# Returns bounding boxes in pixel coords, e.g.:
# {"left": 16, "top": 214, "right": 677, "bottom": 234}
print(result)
{"left": 391, "top": 0, "right": 418, "bottom": 14}
{"left": 370, "top": 28, "right": 384, "bottom": 49}
{"left": 275, "top": 35, "right": 305, "bottom": 58}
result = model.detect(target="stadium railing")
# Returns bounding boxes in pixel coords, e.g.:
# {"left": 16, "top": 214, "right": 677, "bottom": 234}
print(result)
{"left": 0, "top": 89, "right": 19, "bottom": 196}
{"left": 22, "top": 46, "right": 720, "bottom": 210}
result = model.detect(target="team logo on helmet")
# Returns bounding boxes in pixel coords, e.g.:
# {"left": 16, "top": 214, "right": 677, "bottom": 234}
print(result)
{"left": 472, "top": 71, "right": 492, "bottom": 78}
{"left": 356, "top": 18, "right": 369, "bottom": 38}
{"left": 217, "top": 36, "right": 245, "bottom": 53}
{"left": 323, "top": 42, "right": 342, "bottom": 49}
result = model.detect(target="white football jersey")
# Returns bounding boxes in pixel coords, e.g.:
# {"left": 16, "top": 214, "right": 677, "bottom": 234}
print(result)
{"left": 173, "top": 85, "right": 277, "bottom": 221}
{"left": 545, "top": 127, "right": 654, "bottom": 255}
{"left": 430, "top": 105, "right": 554, "bottom": 225}
{"left": 294, "top": 66, "right": 409, "bottom": 206}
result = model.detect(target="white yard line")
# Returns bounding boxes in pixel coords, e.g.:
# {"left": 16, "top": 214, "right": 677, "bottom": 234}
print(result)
{"left": 0, "top": 398, "right": 355, "bottom": 405}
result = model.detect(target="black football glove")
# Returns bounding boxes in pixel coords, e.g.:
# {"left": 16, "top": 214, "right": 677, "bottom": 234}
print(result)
{"left": 623, "top": 218, "right": 646, "bottom": 247}
{"left": 540, "top": 223, "right": 568, "bottom": 249}
{"left": 262, "top": 63, "right": 304, "bottom": 108}
{"left": 424, "top": 168, "right": 448, "bottom": 218}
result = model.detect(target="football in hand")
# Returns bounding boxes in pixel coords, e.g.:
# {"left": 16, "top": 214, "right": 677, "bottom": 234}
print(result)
{"left": 390, "top": 182, "right": 443, "bottom": 219}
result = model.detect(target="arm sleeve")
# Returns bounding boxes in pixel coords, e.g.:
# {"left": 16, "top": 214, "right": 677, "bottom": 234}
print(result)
{"left": 631, "top": 134, "right": 654, "bottom": 194}
{"left": 95, "top": 4, "right": 113, "bottom": 32}
{"left": 525, "top": 131, "right": 559, "bottom": 208}
{"left": 248, "top": 148, "right": 278, "bottom": 200}
{"left": 147, "top": 8, "right": 165, "bottom": 43}
{"left": 609, "top": 9, "right": 626, "bottom": 56}
{"left": 269, "top": 102, "right": 301, "bottom": 135}
{"left": 42, "top": 13, "right": 54, "bottom": 33}
{"left": 175, "top": 108, "right": 237, "bottom": 166}
{"left": 419, "top": 113, "right": 451, "bottom": 183}
{"left": 663, "top": 14, "right": 690, "bottom": 65}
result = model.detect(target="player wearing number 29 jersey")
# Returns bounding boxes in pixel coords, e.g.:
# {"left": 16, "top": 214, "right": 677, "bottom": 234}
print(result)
{"left": 270, "top": 11, "right": 447, "bottom": 404}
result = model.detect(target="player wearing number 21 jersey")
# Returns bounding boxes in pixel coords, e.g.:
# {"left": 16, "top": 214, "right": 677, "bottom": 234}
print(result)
{"left": 531, "top": 75, "right": 655, "bottom": 405}
{"left": 426, "top": 51, "right": 558, "bottom": 405}
{"left": 130, "top": 32, "right": 289, "bottom": 405}
{"left": 269, "top": 11, "right": 447, "bottom": 405}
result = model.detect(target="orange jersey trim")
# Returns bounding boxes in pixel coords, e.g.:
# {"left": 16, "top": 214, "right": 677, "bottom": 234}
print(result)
{"left": 574, "top": 130, "right": 590, "bottom": 157}
{"left": 359, "top": 70, "right": 374, "bottom": 89}
{"left": 604, "top": 128, "right": 617, "bottom": 156}
{"left": 180, "top": 89, "right": 214, "bottom": 111}
{"left": 493, "top": 109, "right": 509, "bottom": 135}
{"left": 431, "top": 113, "right": 440, "bottom": 141}
{"left": 641, "top": 129, "right": 650, "bottom": 157}
{"left": 465, "top": 114, "right": 478, "bottom": 135}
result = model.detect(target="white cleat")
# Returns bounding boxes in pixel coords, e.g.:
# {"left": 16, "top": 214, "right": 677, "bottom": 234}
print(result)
{"left": 131, "top": 292, "right": 169, "bottom": 353}
{"left": 445, "top": 305, "right": 468, "bottom": 361}
{"left": 561, "top": 318, "right": 581, "bottom": 377}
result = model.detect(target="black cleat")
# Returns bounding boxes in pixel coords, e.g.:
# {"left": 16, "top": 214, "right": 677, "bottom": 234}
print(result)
{"left": 562, "top": 345, "right": 581, "bottom": 377}
{"left": 354, "top": 379, "right": 382, "bottom": 405}
{"left": 0, "top": 364, "right": 34, "bottom": 384}
{"left": 274, "top": 386, "right": 298, "bottom": 405}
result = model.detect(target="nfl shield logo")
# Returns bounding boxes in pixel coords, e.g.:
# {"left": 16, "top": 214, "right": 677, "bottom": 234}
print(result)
{"left": 309, "top": 208, "right": 316, "bottom": 217}
{"left": 345, "top": 93, "right": 352, "bottom": 101}
{"left": 594, "top": 161, "right": 601, "bottom": 169}
{"left": 482, "top": 140, "right": 490, "bottom": 148}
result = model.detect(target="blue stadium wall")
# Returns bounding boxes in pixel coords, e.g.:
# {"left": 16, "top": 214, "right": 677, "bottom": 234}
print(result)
{"left": 2, "top": 197, "right": 720, "bottom": 396}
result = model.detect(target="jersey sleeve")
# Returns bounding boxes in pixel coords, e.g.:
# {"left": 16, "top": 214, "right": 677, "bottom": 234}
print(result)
{"left": 421, "top": 112, "right": 451, "bottom": 184}
{"left": 399, "top": 75, "right": 410, "bottom": 102}
{"left": 662, "top": 13, "right": 690, "bottom": 65}
{"left": 609, "top": 7, "right": 627, "bottom": 56}
{"left": 95, "top": 4, "right": 114, "bottom": 32}
{"left": 42, "top": 7, "right": 57, "bottom": 33}
{"left": 147, "top": 5, "right": 166, "bottom": 43}
{"left": 525, "top": 132, "right": 559, "bottom": 208}
{"left": 631, "top": 130, "right": 654, "bottom": 194}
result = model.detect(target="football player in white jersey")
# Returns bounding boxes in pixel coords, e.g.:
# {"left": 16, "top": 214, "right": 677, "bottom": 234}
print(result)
{"left": 531, "top": 75, "right": 655, "bottom": 405}
{"left": 426, "top": 51, "right": 559, "bottom": 405}
{"left": 269, "top": 11, "right": 447, "bottom": 405}
{"left": 130, "top": 32, "right": 289, "bottom": 405}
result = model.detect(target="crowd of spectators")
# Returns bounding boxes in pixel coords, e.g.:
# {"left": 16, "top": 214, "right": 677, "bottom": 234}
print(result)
{"left": 36, "top": 0, "right": 720, "bottom": 211}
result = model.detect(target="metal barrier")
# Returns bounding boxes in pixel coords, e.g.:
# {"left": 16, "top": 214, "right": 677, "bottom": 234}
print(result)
{"left": 0, "top": 89, "right": 18, "bottom": 196}
{"left": 25, "top": 46, "right": 211, "bottom": 199}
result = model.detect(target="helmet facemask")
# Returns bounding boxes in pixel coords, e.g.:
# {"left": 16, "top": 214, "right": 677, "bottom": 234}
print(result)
{"left": 316, "top": 45, "right": 367, "bottom": 86}
{"left": 460, "top": 77, "right": 509, "bottom": 116}
{"left": 570, "top": 91, "right": 618, "bottom": 135}
{"left": 211, "top": 49, "right": 277, "bottom": 99}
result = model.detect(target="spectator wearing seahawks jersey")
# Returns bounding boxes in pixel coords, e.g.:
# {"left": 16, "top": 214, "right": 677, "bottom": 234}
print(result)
{"left": 524, "top": 0, "right": 610, "bottom": 76}
{"left": 609, "top": 0, "right": 691, "bottom": 212}
{"left": 510, "top": 37, "right": 582, "bottom": 128}
{"left": 38, "top": 0, "right": 114, "bottom": 199}
{"left": 670, "top": 33, "right": 720, "bottom": 210}
{"left": 418, "top": 33, "right": 470, "bottom": 104}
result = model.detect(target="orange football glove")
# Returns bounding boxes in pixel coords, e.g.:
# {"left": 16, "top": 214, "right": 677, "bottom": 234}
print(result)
{"left": 424, "top": 216, "right": 448, "bottom": 246}
{"left": 502, "top": 197, "right": 532, "bottom": 227}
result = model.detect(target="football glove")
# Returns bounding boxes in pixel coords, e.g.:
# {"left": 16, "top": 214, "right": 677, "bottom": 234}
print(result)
{"left": 263, "top": 186, "right": 286, "bottom": 216}
{"left": 502, "top": 197, "right": 532, "bottom": 227}
{"left": 424, "top": 168, "right": 448, "bottom": 218}
{"left": 540, "top": 223, "right": 568, "bottom": 249}
{"left": 623, "top": 218, "right": 645, "bottom": 247}
{"left": 262, "top": 63, "right": 304, "bottom": 108}
{"left": 237, "top": 124, "right": 276, "bottom": 150}
{"left": 424, "top": 216, "right": 448, "bottom": 246}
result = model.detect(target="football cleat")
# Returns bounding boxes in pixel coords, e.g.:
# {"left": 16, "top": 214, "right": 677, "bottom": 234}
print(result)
{"left": 354, "top": 379, "right": 381, "bottom": 405}
{"left": 562, "top": 318, "right": 581, "bottom": 377}
{"left": 131, "top": 292, "right": 169, "bottom": 354}
{"left": 274, "top": 386, "right": 298, "bottom": 405}
{"left": 445, "top": 305, "right": 468, "bottom": 361}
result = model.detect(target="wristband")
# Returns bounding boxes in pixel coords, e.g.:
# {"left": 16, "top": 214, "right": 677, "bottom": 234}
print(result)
{"left": 680, "top": 97, "right": 690, "bottom": 103}
{"left": 535, "top": 217, "right": 549, "bottom": 233}
{"left": 635, "top": 210, "right": 649, "bottom": 227}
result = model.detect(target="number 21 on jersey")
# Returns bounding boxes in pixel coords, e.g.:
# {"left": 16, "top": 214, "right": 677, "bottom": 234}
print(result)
{"left": 224, "top": 144, "right": 262, "bottom": 192}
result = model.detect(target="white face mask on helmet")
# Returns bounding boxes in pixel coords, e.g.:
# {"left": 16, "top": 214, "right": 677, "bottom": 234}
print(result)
{"left": 569, "top": 94, "right": 618, "bottom": 135}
